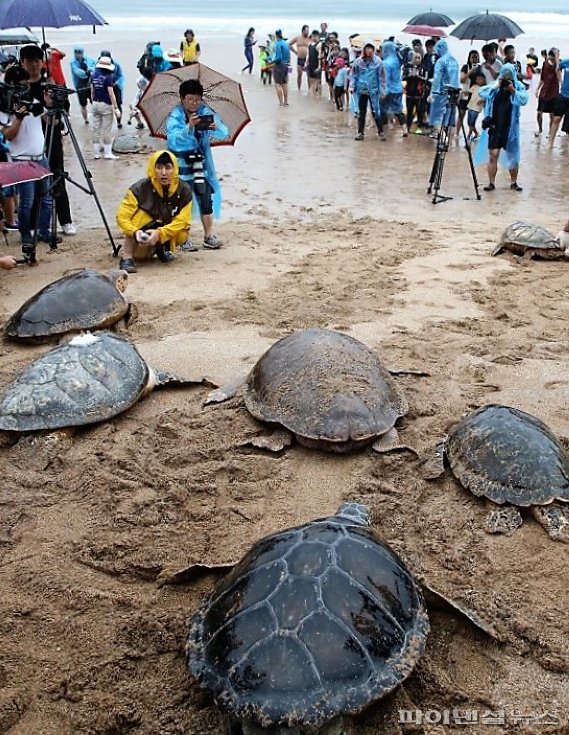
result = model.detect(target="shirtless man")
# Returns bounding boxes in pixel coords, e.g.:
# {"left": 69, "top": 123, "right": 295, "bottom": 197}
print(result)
{"left": 289, "top": 25, "right": 310, "bottom": 90}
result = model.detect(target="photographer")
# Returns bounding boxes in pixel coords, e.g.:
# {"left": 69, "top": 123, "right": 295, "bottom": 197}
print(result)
{"left": 116, "top": 150, "right": 192, "bottom": 273}
{"left": 166, "top": 79, "right": 229, "bottom": 251}
{"left": 476, "top": 64, "right": 529, "bottom": 192}
{"left": 428, "top": 40, "right": 459, "bottom": 135}
{"left": 0, "top": 63, "right": 53, "bottom": 255}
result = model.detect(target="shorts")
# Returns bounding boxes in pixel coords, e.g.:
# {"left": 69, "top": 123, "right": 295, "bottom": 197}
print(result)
{"left": 273, "top": 62, "right": 288, "bottom": 85}
{"left": 537, "top": 97, "right": 557, "bottom": 113}
{"left": 191, "top": 180, "right": 214, "bottom": 216}
{"left": 76, "top": 86, "right": 91, "bottom": 107}
{"left": 467, "top": 109, "right": 480, "bottom": 127}
{"left": 553, "top": 95, "right": 569, "bottom": 117}
{"left": 383, "top": 92, "right": 403, "bottom": 115}
{"left": 297, "top": 57, "right": 306, "bottom": 69}
{"left": 308, "top": 69, "right": 321, "bottom": 80}
{"left": 458, "top": 98, "right": 469, "bottom": 111}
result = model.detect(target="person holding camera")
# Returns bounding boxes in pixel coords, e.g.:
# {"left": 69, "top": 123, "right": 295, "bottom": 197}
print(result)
{"left": 166, "top": 79, "right": 229, "bottom": 251}
{"left": 116, "top": 150, "right": 193, "bottom": 273}
{"left": 0, "top": 63, "right": 53, "bottom": 257}
{"left": 70, "top": 46, "right": 95, "bottom": 124}
{"left": 476, "top": 64, "right": 529, "bottom": 192}
{"left": 428, "top": 39, "right": 459, "bottom": 136}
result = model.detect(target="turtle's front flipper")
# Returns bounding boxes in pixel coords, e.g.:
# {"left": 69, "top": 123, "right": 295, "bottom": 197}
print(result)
{"left": 153, "top": 370, "right": 217, "bottom": 390}
{"left": 388, "top": 368, "right": 430, "bottom": 376}
{"left": 484, "top": 503, "right": 523, "bottom": 536}
{"left": 205, "top": 375, "right": 247, "bottom": 405}
{"left": 125, "top": 302, "right": 139, "bottom": 327}
{"left": 531, "top": 502, "right": 569, "bottom": 543}
{"left": 491, "top": 244, "right": 504, "bottom": 256}
{"left": 371, "top": 427, "right": 418, "bottom": 456}
{"left": 422, "top": 441, "right": 446, "bottom": 479}
{"left": 239, "top": 428, "right": 293, "bottom": 452}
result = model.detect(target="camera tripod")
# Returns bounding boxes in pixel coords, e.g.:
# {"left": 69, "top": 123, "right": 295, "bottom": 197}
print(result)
{"left": 27, "top": 102, "right": 119, "bottom": 264}
{"left": 427, "top": 89, "right": 481, "bottom": 205}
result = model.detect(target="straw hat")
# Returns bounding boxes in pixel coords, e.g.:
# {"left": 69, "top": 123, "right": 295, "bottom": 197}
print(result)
{"left": 96, "top": 56, "right": 115, "bottom": 71}
{"left": 165, "top": 48, "right": 181, "bottom": 63}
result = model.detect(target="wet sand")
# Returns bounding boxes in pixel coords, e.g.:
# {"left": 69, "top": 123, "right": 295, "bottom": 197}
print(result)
{"left": 0, "top": 31, "right": 569, "bottom": 735}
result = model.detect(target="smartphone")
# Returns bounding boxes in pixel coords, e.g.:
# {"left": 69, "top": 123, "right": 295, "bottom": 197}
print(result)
{"left": 195, "top": 114, "right": 214, "bottom": 130}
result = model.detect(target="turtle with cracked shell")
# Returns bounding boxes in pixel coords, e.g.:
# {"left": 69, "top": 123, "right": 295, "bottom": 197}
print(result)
{"left": 187, "top": 502, "right": 493, "bottom": 735}
{"left": 493, "top": 221, "right": 566, "bottom": 260}
{"left": 4, "top": 269, "right": 136, "bottom": 341}
{"left": 112, "top": 133, "right": 144, "bottom": 154}
{"left": 0, "top": 331, "right": 214, "bottom": 435}
{"left": 424, "top": 404, "right": 569, "bottom": 542}
{"left": 206, "top": 328, "right": 418, "bottom": 453}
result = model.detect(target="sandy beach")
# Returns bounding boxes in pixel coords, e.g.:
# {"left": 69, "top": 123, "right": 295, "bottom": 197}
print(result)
{"left": 0, "top": 28, "right": 569, "bottom": 735}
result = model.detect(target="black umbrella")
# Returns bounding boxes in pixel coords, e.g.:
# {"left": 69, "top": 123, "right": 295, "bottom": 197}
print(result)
{"left": 451, "top": 11, "right": 524, "bottom": 42}
{"left": 407, "top": 11, "right": 455, "bottom": 27}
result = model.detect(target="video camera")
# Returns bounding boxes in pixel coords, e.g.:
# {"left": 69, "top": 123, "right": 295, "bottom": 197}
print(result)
{"left": 0, "top": 80, "right": 35, "bottom": 115}
{"left": 443, "top": 85, "right": 461, "bottom": 104}
{"left": 42, "top": 82, "right": 76, "bottom": 109}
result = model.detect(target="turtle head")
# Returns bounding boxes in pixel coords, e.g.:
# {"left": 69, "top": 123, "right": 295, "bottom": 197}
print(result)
{"left": 335, "top": 502, "right": 370, "bottom": 526}
{"left": 110, "top": 269, "right": 129, "bottom": 293}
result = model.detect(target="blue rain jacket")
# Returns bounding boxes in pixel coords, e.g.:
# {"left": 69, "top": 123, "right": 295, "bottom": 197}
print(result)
{"left": 382, "top": 41, "right": 403, "bottom": 94}
{"left": 70, "top": 49, "right": 95, "bottom": 89}
{"left": 429, "top": 39, "right": 459, "bottom": 126}
{"left": 351, "top": 54, "right": 386, "bottom": 118}
{"left": 166, "top": 103, "right": 230, "bottom": 218}
{"left": 473, "top": 63, "right": 529, "bottom": 170}
{"left": 151, "top": 45, "right": 171, "bottom": 73}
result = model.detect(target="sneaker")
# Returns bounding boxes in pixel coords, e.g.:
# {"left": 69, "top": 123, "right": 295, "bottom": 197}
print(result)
{"left": 354, "top": 132, "right": 364, "bottom": 141}
{"left": 155, "top": 245, "right": 175, "bottom": 263}
{"left": 119, "top": 257, "right": 137, "bottom": 273}
{"left": 62, "top": 223, "right": 77, "bottom": 236}
{"left": 203, "top": 234, "right": 222, "bottom": 249}
{"left": 3, "top": 222, "right": 18, "bottom": 231}
{"left": 37, "top": 234, "right": 63, "bottom": 245}
{"left": 181, "top": 239, "right": 198, "bottom": 252}
{"left": 136, "top": 123, "right": 144, "bottom": 130}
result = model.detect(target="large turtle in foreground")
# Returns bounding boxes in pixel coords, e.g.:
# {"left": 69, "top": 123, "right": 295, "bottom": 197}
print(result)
{"left": 424, "top": 404, "right": 569, "bottom": 542}
{"left": 206, "top": 328, "right": 415, "bottom": 453}
{"left": 492, "top": 221, "right": 566, "bottom": 260}
{"left": 112, "top": 133, "right": 144, "bottom": 154}
{"left": 4, "top": 269, "right": 135, "bottom": 341}
{"left": 188, "top": 502, "right": 431, "bottom": 734}
{"left": 0, "top": 332, "right": 213, "bottom": 435}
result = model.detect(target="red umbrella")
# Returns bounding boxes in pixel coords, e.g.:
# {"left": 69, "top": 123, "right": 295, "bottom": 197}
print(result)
{"left": 402, "top": 24, "right": 447, "bottom": 38}
{"left": 0, "top": 161, "right": 51, "bottom": 187}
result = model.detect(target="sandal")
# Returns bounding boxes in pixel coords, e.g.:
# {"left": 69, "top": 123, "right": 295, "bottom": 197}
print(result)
{"left": 483, "top": 183, "right": 495, "bottom": 191}
{"left": 510, "top": 182, "right": 523, "bottom": 191}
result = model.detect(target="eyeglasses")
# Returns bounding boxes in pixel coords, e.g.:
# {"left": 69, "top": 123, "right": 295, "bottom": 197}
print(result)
{"left": 184, "top": 96, "right": 202, "bottom": 104}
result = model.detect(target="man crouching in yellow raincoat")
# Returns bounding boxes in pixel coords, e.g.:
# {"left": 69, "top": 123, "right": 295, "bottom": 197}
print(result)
{"left": 116, "top": 150, "right": 192, "bottom": 273}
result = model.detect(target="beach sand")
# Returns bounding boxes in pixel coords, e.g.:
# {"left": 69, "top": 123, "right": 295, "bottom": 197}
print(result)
{"left": 0, "top": 30, "right": 569, "bottom": 735}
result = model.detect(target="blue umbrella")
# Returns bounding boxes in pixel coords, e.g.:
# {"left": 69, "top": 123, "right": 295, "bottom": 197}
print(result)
{"left": 0, "top": 0, "right": 107, "bottom": 30}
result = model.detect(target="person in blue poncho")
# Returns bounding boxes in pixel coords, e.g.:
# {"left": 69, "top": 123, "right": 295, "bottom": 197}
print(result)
{"left": 70, "top": 46, "right": 95, "bottom": 124}
{"left": 167, "top": 79, "right": 229, "bottom": 251}
{"left": 428, "top": 39, "right": 459, "bottom": 135}
{"left": 351, "top": 43, "right": 386, "bottom": 141}
{"left": 475, "top": 63, "right": 529, "bottom": 192}
{"left": 381, "top": 40, "right": 408, "bottom": 137}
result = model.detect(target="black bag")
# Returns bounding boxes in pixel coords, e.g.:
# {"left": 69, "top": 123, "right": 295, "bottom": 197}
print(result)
{"left": 481, "top": 116, "right": 494, "bottom": 131}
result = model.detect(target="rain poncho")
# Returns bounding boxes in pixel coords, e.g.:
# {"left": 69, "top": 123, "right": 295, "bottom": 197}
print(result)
{"left": 151, "top": 45, "right": 171, "bottom": 73}
{"left": 116, "top": 150, "right": 193, "bottom": 248}
{"left": 70, "top": 48, "right": 95, "bottom": 90}
{"left": 428, "top": 39, "right": 459, "bottom": 126}
{"left": 350, "top": 53, "right": 386, "bottom": 117}
{"left": 473, "top": 63, "right": 529, "bottom": 170}
{"left": 382, "top": 41, "right": 403, "bottom": 94}
{"left": 166, "top": 102, "right": 230, "bottom": 218}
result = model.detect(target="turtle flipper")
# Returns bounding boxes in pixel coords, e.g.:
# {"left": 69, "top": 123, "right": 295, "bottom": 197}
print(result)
{"left": 484, "top": 503, "right": 523, "bottom": 536}
{"left": 421, "top": 582, "right": 503, "bottom": 641}
{"left": 125, "top": 302, "right": 139, "bottom": 327}
{"left": 491, "top": 244, "right": 504, "bottom": 256}
{"left": 371, "top": 427, "right": 418, "bottom": 455}
{"left": 205, "top": 375, "right": 246, "bottom": 405}
{"left": 531, "top": 502, "right": 569, "bottom": 542}
{"left": 239, "top": 428, "right": 293, "bottom": 452}
{"left": 153, "top": 370, "right": 217, "bottom": 389}
{"left": 422, "top": 441, "right": 446, "bottom": 479}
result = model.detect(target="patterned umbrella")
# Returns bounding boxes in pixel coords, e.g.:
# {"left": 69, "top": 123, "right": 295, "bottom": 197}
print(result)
{"left": 451, "top": 12, "right": 524, "bottom": 42}
{"left": 0, "top": 161, "right": 51, "bottom": 187}
{"left": 407, "top": 11, "right": 455, "bottom": 27}
{"left": 350, "top": 34, "right": 384, "bottom": 49}
{"left": 402, "top": 24, "right": 447, "bottom": 38}
{"left": 137, "top": 64, "right": 251, "bottom": 146}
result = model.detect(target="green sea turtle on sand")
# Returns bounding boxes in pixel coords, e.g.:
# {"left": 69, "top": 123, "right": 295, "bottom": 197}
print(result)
{"left": 493, "top": 221, "right": 566, "bottom": 260}
{"left": 424, "top": 404, "right": 569, "bottom": 542}
{"left": 4, "top": 269, "right": 136, "bottom": 341}
{"left": 206, "top": 328, "right": 416, "bottom": 453}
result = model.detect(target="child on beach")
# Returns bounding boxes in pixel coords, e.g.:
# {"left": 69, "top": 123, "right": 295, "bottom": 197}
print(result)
{"left": 333, "top": 57, "right": 348, "bottom": 110}
{"left": 466, "top": 71, "right": 486, "bottom": 139}
{"left": 258, "top": 45, "right": 272, "bottom": 85}
{"left": 127, "top": 76, "right": 148, "bottom": 129}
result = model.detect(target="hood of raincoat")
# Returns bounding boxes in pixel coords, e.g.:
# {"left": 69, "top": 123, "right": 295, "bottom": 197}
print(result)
{"left": 434, "top": 39, "right": 449, "bottom": 57}
{"left": 151, "top": 44, "right": 164, "bottom": 59}
{"left": 497, "top": 62, "right": 525, "bottom": 90}
{"left": 382, "top": 41, "right": 397, "bottom": 59}
{"left": 147, "top": 150, "right": 180, "bottom": 195}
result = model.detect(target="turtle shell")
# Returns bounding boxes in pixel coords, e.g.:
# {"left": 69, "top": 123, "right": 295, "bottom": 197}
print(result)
{"left": 446, "top": 404, "right": 569, "bottom": 506}
{"left": 244, "top": 328, "right": 408, "bottom": 448}
{"left": 188, "top": 509, "right": 429, "bottom": 729}
{"left": 112, "top": 134, "right": 143, "bottom": 153}
{"left": 4, "top": 269, "right": 128, "bottom": 340}
{"left": 0, "top": 332, "right": 149, "bottom": 432}
{"left": 499, "top": 222, "right": 565, "bottom": 258}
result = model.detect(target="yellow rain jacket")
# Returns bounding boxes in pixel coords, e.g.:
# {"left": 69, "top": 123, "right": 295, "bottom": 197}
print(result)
{"left": 116, "top": 150, "right": 192, "bottom": 249}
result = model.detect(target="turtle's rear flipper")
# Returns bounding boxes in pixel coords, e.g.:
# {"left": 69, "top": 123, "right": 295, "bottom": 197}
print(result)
{"left": 484, "top": 503, "right": 522, "bottom": 536}
{"left": 154, "top": 370, "right": 217, "bottom": 390}
{"left": 531, "top": 502, "right": 569, "bottom": 543}
{"left": 421, "top": 582, "right": 504, "bottom": 641}
{"left": 421, "top": 441, "right": 446, "bottom": 479}
{"left": 239, "top": 429, "right": 293, "bottom": 452}
{"left": 205, "top": 376, "right": 246, "bottom": 405}
{"left": 371, "top": 427, "right": 418, "bottom": 456}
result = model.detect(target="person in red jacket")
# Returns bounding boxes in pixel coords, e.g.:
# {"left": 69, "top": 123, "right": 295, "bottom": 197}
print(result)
{"left": 41, "top": 43, "right": 67, "bottom": 86}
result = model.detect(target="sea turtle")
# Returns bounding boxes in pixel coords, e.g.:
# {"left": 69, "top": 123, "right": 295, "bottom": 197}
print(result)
{"left": 492, "top": 221, "right": 566, "bottom": 260}
{"left": 4, "top": 269, "right": 136, "bottom": 341}
{"left": 0, "top": 331, "right": 214, "bottom": 435}
{"left": 187, "top": 502, "right": 431, "bottom": 735}
{"left": 206, "top": 328, "right": 415, "bottom": 453}
{"left": 424, "top": 404, "right": 569, "bottom": 542}
{"left": 112, "top": 133, "right": 144, "bottom": 154}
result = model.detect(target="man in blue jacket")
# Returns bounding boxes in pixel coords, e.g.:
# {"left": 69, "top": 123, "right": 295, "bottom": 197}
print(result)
{"left": 70, "top": 46, "right": 95, "bottom": 124}
{"left": 381, "top": 41, "right": 408, "bottom": 136}
{"left": 272, "top": 29, "right": 291, "bottom": 107}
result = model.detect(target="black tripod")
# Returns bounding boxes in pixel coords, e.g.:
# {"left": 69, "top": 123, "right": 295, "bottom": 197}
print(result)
{"left": 29, "top": 90, "right": 119, "bottom": 264}
{"left": 427, "top": 86, "right": 481, "bottom": 205}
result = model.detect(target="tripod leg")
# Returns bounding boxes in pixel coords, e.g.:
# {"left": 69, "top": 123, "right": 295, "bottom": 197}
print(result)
{"left": 461, "top": 119, "right": 481, "bottom": 200}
